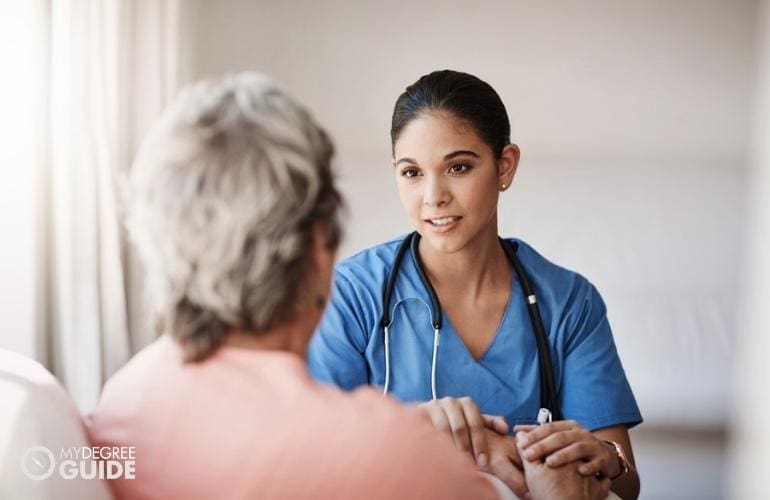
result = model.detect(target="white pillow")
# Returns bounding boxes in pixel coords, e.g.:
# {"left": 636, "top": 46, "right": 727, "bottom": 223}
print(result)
{"left": 0, "top": 349, "right": 113, "bottom": 500}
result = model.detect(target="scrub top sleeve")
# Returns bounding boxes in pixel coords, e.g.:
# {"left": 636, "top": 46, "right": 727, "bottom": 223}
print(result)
{"left": 308, "top": 270, "right": 372, "bottom": 390}
{"left": 559, "top": 281, "right": 642, "bottom": 431}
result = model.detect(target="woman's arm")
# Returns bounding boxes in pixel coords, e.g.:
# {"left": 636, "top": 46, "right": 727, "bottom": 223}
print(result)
{"left": 307, "top": 271, "right": 372, "bottom": 388}
{"left": 591, "top": 425, "right": 639, "bottom": 500}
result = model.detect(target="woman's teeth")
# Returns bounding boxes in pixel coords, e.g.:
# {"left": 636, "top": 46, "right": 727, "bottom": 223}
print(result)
{"left": 429, "top": 217, "right": 459, "bottom": 226}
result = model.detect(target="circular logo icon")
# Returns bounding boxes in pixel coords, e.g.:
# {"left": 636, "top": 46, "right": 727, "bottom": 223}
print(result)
{"left": 21, "top": 446, "right": 56, "bottom": 480}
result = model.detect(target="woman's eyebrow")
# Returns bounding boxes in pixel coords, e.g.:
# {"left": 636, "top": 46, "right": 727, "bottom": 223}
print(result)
{"left": 395, "top": 157, "right": 417, "bottom": 166}
{"left": 395, "top": 150, "right": 480, "bottom": 166}
{"left": 444, "top": 150, "right": 480, "bottom": 160}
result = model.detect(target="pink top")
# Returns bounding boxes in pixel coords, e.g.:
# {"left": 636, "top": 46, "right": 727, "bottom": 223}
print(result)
{"left": 86, "top": 335, "right": 496, "bottom": 500}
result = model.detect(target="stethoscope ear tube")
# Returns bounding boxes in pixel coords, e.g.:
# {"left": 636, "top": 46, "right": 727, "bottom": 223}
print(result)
{"left": 410, "top": 233, "right": 442, "bottom": 330}
{"left": 381, "top": 233, "right": 415, "bottom": 329}
{"left": 501, "top": 238, "right": 563, "bottom": 421}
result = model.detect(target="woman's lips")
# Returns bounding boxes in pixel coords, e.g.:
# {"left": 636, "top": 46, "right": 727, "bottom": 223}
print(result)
{"left": 424, "top": 216, "right": 462, "bottom": 233}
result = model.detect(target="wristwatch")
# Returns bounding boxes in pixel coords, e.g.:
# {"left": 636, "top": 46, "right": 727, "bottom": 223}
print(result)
{"left": 602, "top": 440, "right": 630, "bottom": 480}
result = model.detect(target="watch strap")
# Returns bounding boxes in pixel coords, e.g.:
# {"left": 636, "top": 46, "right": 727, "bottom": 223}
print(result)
{"left": 603, "top": 440, "right": 630, "bottom": 480}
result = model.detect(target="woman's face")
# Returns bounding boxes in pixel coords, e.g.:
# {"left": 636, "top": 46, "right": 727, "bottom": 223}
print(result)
{"left": 392, "top": 112, "right": 518, "bottom": 254}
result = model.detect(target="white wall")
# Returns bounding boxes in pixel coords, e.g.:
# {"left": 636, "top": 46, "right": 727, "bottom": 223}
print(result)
{"left": 190, "top": 0, "right": 753, "bottom": 166}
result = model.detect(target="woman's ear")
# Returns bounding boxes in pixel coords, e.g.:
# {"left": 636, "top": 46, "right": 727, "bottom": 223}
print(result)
{"left": 498, "top": 144, "right": 520, "bottom": 191}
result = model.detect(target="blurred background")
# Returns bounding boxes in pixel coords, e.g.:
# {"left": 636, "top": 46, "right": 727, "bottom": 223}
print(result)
{"left": 1, "top": 1, "right": 768, "bottom": 499}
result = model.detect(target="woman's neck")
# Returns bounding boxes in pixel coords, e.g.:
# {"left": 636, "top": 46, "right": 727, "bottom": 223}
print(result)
{"left": 418, "top": 225, "right": 511, "bottom": 300}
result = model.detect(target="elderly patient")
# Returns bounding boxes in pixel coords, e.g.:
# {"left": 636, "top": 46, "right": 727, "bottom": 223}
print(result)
{"left": 86, "top": 73, "right": 609, "bottom": 500}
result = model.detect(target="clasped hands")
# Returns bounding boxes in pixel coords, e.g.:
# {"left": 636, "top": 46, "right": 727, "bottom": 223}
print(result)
{"left": 418, "top": 397, "right": 615, "bottom": 499}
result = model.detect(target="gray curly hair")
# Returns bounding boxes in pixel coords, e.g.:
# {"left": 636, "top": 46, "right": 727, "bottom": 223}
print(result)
{"left": 127, "top": 72, "right": 343, "bottom": 362}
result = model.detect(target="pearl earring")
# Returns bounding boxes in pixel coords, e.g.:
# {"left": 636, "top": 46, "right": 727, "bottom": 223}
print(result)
{"left": 501, "top": 183, "right": 507, "bottom": 189}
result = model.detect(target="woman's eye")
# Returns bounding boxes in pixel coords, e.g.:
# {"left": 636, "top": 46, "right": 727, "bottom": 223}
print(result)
{"left": 401, "top": 168, "right": 420, "bottom": 178}
{"left": 448, "top": 163, "right": 471, "bottom": 175}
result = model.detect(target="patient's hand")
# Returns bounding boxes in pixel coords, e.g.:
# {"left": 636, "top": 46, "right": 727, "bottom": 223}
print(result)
{"left": 478, "top": 429, "right": 528, "bottom": 499}
{"left": 516, "top": 432, "right": 611, "bottom": 500}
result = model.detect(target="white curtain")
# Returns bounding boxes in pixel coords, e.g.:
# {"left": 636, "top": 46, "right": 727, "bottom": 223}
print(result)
{"left": 35, "top": 0, "right": 186, "bottom": 412}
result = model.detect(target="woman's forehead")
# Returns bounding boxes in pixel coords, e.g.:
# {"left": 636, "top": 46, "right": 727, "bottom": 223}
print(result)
{"left": 393, "top": 113, "right": 490, "bottom": 162}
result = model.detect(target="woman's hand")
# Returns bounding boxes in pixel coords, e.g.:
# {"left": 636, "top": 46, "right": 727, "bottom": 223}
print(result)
{"left": 516, "top": 437, "right": 611, "bottom": 500}
{"left": 418, "top": 396, "right": 508, "bottom": 466}
{"left": 514, "top": 420, "right": 621, "bottom": 479}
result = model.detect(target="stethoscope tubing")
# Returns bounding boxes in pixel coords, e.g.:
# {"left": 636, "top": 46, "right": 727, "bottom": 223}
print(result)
{"left": 380, "top": 232, "right": 563, "bottom": 420}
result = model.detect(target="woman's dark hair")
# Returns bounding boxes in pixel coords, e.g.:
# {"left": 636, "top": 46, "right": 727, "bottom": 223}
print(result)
{"left": 390, "top": 70, "right": 511, "bottom": 158}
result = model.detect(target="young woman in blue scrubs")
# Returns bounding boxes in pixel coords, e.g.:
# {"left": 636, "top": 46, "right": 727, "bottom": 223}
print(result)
{"left": 308, "top": 70, "right": 641, "bottom": 499}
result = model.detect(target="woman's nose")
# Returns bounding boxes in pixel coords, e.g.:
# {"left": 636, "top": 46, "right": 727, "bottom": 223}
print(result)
{"left": 422, "top": 177, "right": 450, "bottom": 207}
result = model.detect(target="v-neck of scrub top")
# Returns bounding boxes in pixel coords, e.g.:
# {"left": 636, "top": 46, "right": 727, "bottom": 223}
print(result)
{"left": 440, "top": 271, "right": 514, "bottom": 365}
{"left": 396, "top": 243, "right": 542, "bottom": 423}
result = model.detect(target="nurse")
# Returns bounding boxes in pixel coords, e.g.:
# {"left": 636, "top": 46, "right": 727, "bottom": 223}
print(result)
{"left": 308, "top": 70, "right": 642, "bottom": 499}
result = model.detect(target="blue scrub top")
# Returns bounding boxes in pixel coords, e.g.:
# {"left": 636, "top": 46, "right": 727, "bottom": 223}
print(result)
{"left": 308, "top": 235, "right": 642, "bottom": 431}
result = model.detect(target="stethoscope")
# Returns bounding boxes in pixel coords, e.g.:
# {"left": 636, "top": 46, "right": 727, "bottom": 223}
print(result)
{"left": 380, "top": 231, "right": 563, "bottom": 421}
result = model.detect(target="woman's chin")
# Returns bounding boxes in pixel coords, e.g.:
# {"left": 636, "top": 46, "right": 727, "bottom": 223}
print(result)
{"left": 418, "top": 228, "right": 470, "bottom": 255}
